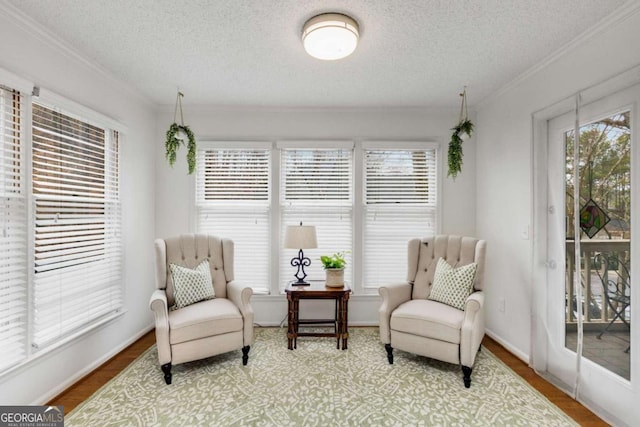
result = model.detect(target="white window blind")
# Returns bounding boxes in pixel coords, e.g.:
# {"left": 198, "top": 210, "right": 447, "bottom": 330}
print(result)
{"left": 280, "top": 148, "right": 353, "bottom": 288}
{"left": 363, "top": 147, "right": 437, "bottom": 288}
{"left": 196, "top": 146, "right": 270, "bottom": 294}
{"left": 0, "top": 86, "right": 27, "bottom": 371}
{"left": 31, "top": 103, "right": 122, "bottom": 349}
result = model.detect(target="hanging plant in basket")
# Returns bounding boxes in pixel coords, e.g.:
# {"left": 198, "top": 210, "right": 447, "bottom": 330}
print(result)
{"left": 448, "top": 88, "right": 474, "bottom": 179}
{"left": 165, "top": 91, "right": 197, "bottom": 174}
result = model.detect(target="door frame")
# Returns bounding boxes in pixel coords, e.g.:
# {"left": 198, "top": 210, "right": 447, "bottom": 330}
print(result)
{"left": 532, "top": 77, "right": 639, "bottom": 426}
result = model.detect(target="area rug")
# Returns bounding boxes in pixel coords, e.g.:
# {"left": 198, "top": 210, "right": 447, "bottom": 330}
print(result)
{"left": 66, "top": 327, "right": 577, "bottom": 426}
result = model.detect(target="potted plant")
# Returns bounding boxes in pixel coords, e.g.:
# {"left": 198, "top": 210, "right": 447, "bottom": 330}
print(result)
{"left": 165, "top": 122, "right": 196, "bottom": 174}
{"left": 320, "top": 252, "right": 347, "bottom": 287}
{"left": 448, "top": 88, "right": 474, "bottom": 179}
{"left": 165, "top": 91, "right": 197, "bottom": 175}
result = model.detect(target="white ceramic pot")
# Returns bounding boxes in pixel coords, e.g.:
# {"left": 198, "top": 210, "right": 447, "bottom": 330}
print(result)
{"left": 325, "top": 268, "right": 345, "bottom": 287}
{"left": 175, "top": 128, "right": 188, "bottom": 141}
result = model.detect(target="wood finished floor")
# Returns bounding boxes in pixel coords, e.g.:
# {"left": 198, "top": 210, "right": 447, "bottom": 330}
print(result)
{"left": 48, "top": 329, "right": 608, "bottom": 426}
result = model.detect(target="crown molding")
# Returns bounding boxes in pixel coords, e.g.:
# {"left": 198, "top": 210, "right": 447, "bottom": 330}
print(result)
{"left": 477, "top": 0, "right": 640, "bottom": 109}
{"left": 154, "top": 102, "right": 460, "bottom": 116}
{"left": 0, "top": 1, "right": 156, "bottom": 109}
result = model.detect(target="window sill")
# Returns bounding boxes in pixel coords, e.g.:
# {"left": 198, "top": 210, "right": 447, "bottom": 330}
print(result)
{"left": 0, "top": 310, "right": 127, "bottom": 381}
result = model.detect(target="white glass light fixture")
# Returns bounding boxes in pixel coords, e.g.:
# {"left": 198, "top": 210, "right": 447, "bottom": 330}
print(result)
{"left": 302, "top": 13, "right": 359, "bottom": 60}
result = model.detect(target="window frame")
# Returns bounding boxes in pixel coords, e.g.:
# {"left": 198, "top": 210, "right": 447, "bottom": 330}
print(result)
{"left": 0, "top": 84, "right": 28, "bottom": 373}
{"left": 193, "top": 141, "right": 273, "bottom": 295}
{"left": 0, "top": 80, "right": 126, "bottom": 377}
{"left": 359, "top": 141, "right": 440, "bottom": 293}
{"left": 30, "top": 98, "right": 123, "bottom": 350}
{"left": 191, "top": 140, "right": 440, "bottom": 296}
{"left": 277, "top": 141, "right": 355, "bottom": 292}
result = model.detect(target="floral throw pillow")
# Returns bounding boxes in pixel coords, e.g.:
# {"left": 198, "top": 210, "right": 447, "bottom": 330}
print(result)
{"left": 169, "top": 259, "right": 214, "bottom": 310}
{"left": 428, "top": 257, "right": 477, "bottom": 310}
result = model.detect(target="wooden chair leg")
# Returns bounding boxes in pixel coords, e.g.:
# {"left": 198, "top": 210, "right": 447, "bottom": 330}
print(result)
{"left": 161, "top": 363, "right": 172, "bottom": 385}
{"left": 462, "top": 365, "right": 472, "bottom": 388}
{"left": 242, "top": 346, "right": 250, "bottom": 365}
{"left": 385, "top": 344, "right": 394, "bottom": 364}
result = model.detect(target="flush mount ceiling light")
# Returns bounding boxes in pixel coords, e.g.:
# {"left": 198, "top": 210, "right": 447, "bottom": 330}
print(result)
{"left": 302, "top": 13, "right": 359, "bottom": 60}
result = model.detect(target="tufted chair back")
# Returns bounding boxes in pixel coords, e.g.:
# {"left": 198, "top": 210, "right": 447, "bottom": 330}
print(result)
{"left": 154, "top": 234, "right": 234, "bottom": 305}
{"left": 408, "top": 235, "right": 486, "bottom": 300}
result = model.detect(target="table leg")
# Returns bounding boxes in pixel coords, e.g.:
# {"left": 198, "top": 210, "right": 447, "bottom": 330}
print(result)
{"left": 287, "top": 294, "right": 294, "bottom": 350}
{"left": 335, "top": 298, "right": 340, "bottom": 349}
{"left": 293, "top": 297, "right": 299, "bottom": 349}
{"left": 342, "top": 294, "right": 350, "bottom": 350}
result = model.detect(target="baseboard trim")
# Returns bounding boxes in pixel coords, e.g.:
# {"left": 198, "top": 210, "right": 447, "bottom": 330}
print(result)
{"left": 485, "top": 328, "right": 530, "bottom": 364}
{"left": 33, "top": 323, "right": 155, "bottom": 405}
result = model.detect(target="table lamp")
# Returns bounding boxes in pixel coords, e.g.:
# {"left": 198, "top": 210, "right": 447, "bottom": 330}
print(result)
{"left": 284, "top": 222, "right": 318, "bottom": 286}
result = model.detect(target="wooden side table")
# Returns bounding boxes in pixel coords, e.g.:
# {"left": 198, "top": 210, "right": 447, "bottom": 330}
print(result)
{"left": 285, "top": 280, "right": 351, "bottom": 350}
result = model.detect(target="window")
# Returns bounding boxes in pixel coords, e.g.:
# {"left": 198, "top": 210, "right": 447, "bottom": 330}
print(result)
{"left": 31, "top": 102, "right": 122, "bottom": 349}
{"left": 195, "top": 143, "right": 271, "bottom": 294}
{"left": 192, "top": 140, "right": 438, "bottom": 295}
{"left": 279, "top": 143, "right": 353, "bottom": 289}
{"left": 0, "top": 77, "right": 124, "bottom": 374}
{"left": 0, "top": 85, "right": 27, "bottom": 371}
{"left": 362, "top": 143, "right": 438, "bottom": 289}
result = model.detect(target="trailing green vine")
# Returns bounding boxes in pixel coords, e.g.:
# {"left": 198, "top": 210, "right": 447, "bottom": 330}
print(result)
{"left": 165, "top": 91, "right": 197, "bottom": 174}
{"left": 448, "top": 119, "right": 474, "bottom": 179}
{"left": 165, "top": 123, "right": 196, "bottom": 174}
{"left": 447, "top": 88, "right": 474, "bottom": 179}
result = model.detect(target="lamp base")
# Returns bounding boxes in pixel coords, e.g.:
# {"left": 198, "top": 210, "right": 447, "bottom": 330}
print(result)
{"left": 290, "top": 279, "right": 311, "bottom": 286}
{"left": 290, "top": 250, "right": 311, "bottom": 286}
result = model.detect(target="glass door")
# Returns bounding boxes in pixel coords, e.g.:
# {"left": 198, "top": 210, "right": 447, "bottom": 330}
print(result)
{"left": 562, "top": 110, "right": 631, "bottom": 379}
{"left": 540, "top": 85, "right": 637, "bottom": 422}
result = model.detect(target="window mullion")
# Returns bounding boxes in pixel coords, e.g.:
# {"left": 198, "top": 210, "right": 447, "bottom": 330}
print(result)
{"left": 353, "top": 143, "right": 364, "bottom": 293}
{"left": 270, "top": 144, "right": 281, "bottom": 295}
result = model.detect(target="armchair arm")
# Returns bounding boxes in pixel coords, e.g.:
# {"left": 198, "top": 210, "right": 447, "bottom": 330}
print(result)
{"left": 227, "top": 280, "right": 254, "bottom": 346}
{"left": 460, "top": 291, "right": 485, "bottom": 367}
{"left": 378, "top": 282, "right": 413, "bottom": 344}
{"left": 149, "top": 290, "right": 171, "bottom": 365}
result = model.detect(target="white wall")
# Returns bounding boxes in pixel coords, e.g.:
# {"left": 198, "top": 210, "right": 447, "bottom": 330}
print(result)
{"left": 0, "top": 7, "right": 157, "bottom": 404}
{"left": 155, "top": 107, "right": 477, "bottom": 324}
{"left": 475, "top": 4, "right": 640, "bottom": 425}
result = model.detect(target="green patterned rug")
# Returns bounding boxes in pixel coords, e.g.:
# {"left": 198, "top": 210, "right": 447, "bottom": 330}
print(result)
{"left": 67, "top": 327, "right": 577, "bottom": 426}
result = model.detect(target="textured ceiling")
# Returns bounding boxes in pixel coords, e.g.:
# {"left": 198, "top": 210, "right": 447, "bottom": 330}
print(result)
{"left": 8, "top": 0, "right": 628, "bottom": 108}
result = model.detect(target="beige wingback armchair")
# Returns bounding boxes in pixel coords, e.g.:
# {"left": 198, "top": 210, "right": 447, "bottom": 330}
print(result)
{"left": 149, "top": 234, "right": 254, "bottom": 384}
{"left": 379, "top": 235, "right": 486, "bottom": 387}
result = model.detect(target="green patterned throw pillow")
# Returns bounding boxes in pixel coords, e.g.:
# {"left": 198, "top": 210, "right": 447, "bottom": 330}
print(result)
{"left": 428, "top": 257, "right": 477, "bottom": 310}
{"left": 169, "top": 259, "right": 214, "bottom": 310}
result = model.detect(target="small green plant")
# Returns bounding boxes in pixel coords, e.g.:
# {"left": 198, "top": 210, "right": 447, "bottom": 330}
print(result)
{"left": 447, "top": 118, "right": 474, "bottom": 179}
{"left": 320, "top": 252, "right": 348, "bottom": 269}
{"left": 165, "top": 91, "right": 197, "bottom": 174}
{"left": 165, "top": 122, "right": 196, "bottom": 174}
{"left": 448, "top": 87, "right": 474, "bottom": 179}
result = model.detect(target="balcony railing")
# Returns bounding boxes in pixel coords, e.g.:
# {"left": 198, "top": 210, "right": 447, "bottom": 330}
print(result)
{"left": 565, "top": 239, "right": 631, "bottom": 325}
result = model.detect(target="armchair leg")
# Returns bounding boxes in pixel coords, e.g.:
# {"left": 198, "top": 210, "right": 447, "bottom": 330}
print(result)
{"left": 385, "top": 344, "right": 394, "bottom": 364}
{"left": 462, "top": 365, "right": 472, "bottom": 388}
{"left": 161, "top": 363, "right": 172, "bottom": 385}
{"left": 242, "top": 346, "right": 250, "bottom": 365}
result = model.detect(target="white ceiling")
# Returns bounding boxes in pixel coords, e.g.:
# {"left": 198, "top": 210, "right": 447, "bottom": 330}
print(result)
{"left": 8, "top": 0, "right": 628, "bottom": 108}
